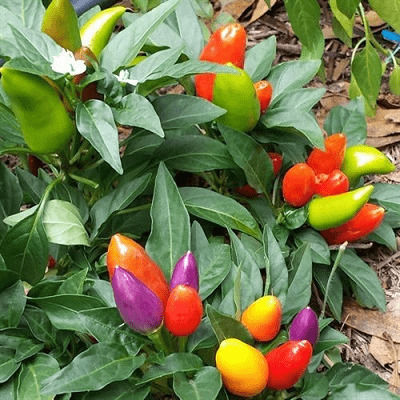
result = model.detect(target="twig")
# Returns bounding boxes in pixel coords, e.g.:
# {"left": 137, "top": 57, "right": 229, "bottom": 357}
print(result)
{"left": 328, "top": 242, "right": 373, "bottom": 250}
{"left": 377, "top": 250, "right": 400, "bottom": 270}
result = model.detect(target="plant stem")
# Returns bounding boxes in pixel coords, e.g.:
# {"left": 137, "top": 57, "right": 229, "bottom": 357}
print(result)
{"left": 115, "top": 203, "right": 152, "bottom": 216}
{"left": 68, "top": 173, "right": 99, "bottom": 189}
{"left": 319, "top": 241, "right": 348, "bottom": 320}
{"left": 148, "top": 325, "right": 171, "bottom": 355}
{"left": 0, "top": 147, "right": 31, "bottom": 156}
{"left": 177, "top": 336, "right": 188, "bottom": 353}
{"left": 37, "top": 174, "right": 65, "bottom": 216}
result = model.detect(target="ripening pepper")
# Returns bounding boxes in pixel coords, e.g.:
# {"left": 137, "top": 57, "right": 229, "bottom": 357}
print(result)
{"left": 307, "top": 185, "right": 374, "bottom": 231}
{"left": 212, "top": 64, "right": 260, "bottom": 132}
{"left": 41, "top": 0, "right": 82, "bottom": 51}
{"left": 265, "top": 340, "right": 312, "bottom": 390}
{"left": 0, "top": 67, "right": 75, "bottom": 154}
{"left": 80, "top": 6, "right": 126, "bottom": 58}
{"left": 241, "top": 296, "right": 282, "bottom": 342}
{"left": 164, "top": 284, "right": 203, "bottom": 336}
{"left": 282, "top": 163, "right": 316, "bottom": 207}
{"left": 321, "top": 203, "right": 385, "bottom": 245}
{"left": 307, "top": 133, "right": 347, "bottom": 175}
{"left": 342, "top": 145, "right": 396, "bottom": 186}
{"left": 315, "top": 169, "right": 349, "bottom": 197}
{"left": 170, "top": 251, "right": 199, "bottom": 292}
{"left": 112, "top": 266, "right": 164, "bottom": 334}
{"left": 107, "top": 234, "right": 169, "bottom": 308}
{"left": 195, "top": 23, "right": 246, "bottom": 101}
{"left": 254, "top": 80, "right": 273, "bottom": 113}
{"left": 289, "top": 307, "right": 319, "bottom": 346}
{"left": 216, "top": 338, "right": 269, "bottom": 397}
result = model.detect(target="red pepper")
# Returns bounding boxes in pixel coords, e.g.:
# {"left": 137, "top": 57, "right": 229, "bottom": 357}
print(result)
{"left": 282, "top": 163, "right": 316, "bottom": 207}
{"left": 254, "top": 80, "right": 273, "bottom": 113}
{"left": 164, "top": 284, "right": 203, "bottom": 336}
{"left": 265, "top": 340, "right": 313, "bottom": 390}
{"left": 315, "top": 169, "right": 349, "bottom": 197}
{"left": 321, "top": 203, "right": 385, "bottom": 244}
{"left": 195, "top": 23, "right": 246, "bottom": 101}
{"left": 236, "top": 152, "right": 282, "bottom": 198}
{"left": 307, "top": 133, "right": 347, "bottom": 175}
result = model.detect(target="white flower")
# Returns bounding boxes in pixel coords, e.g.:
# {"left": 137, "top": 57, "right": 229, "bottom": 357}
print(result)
{"left": 51, "top": 49, "right": 87, "bottom": 76}
{"left": 115, "top": 69, "right": 138, "bottom": 86}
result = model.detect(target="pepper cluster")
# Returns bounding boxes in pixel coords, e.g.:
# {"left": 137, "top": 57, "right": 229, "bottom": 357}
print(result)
{"left": 195, "top": 23, "right": 273, "bottom": 132}
{"left": 107, "top": 234, "right": 203, "bottom": 338}
{"left": 216, "top": 297, "right": 319, "bottom": 397}
{"left": 282, "top": 133, "right": 395, "bottom": 244}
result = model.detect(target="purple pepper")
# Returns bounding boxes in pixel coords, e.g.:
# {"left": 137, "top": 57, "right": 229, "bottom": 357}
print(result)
{"left": 170, "top": 251, "right": 199, "bottom": 292}
{"left": 112, "top": 266, "right": 163, "bottom": 334}
{"left": 289, "top": 307, "right": 319, "bottom": 346}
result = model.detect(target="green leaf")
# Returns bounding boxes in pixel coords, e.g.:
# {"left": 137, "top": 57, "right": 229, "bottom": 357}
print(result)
{"left": 271, "top": 88, "right": 326, "bottom": 112}
{"left": 174, "top": 0, "right": 204, "bottom": 59}
{"left": 339, "top": 250, "right": 386, "bottom": 310}
{"left": 139, "top": 353, "right": 203, "bottom": 384}
{"left": 336, "top": 0, "right": 360, "bottom": 17}
{"left": 263, "top": 225, "right": 288, "bottom": 306}
{"left": 100, "top": 0, "right": 181, "bottom": 71}
{"left": 371, "top": 183, "right": 400, "bottom": 216}
{"left": 314, "top": 326, "right": 348, "bottom": 354}
{"left": 280, "top": 204, "right": 309, "bottom": 230}
{"left": 324, "top": 97, "right": 366, "bottom": 146}
{"left": 0, "top": 211, "right": 48, "bottom": 285}
{"left": 0, "top": 7, "right": 26, "bottom": 59}
{"left": 191, "top": 222, "right": 232, "bottom": 300}
{"left": 0, "top": 162, "right": 22, "bottom": 239}
{"left": 72, "top": 382, "right": 149, "bottom": 400}
{"left": 244, "top": 36, "right": 276, "bottom": 81}
{"left": 206, "top": 304, "right": 254, "bottom": 344}
{"left": 267, "top": 60, "right": 321, "bottom": 100}
{"left": 113, "top": 94, "right": 164, "bottom": 137}
{"left": 368, "top": 220, "right": 397, "bottom": 251}
{"left": 282, "top": 244, "right": 312, "bottom": 323}
{"left": 0, "top": 104, "right": 24, "bottom": 146}
{"left": 17, "top": 353, "right": 59, "bottom": 400}
{"left": 296, "top": 372, "right": 329, "bottom": 400}
{"left": 389, "top": 65, "right": 400, "bottom": 95}
{"left": 0, "top": 348, "right": 20, "bottom": 383}
{"left": 284, "top": 0, "right": 324, "bottom": 60}
{"left": 146, "top": 163, "right": 190, "bottom": 280}
{"left": 261, "top": 109, "right": 324, "bottom": 148}
{"left": 187, "top": 316, "right": 218, "bottom": 352}
{"left": 295, "top": 229, "right": 330, "bottom": 265}
{"left": 173, "top": 367, "right": 222, "bottom": 400}
{"left": 220, "top": 124, "right": 274, "bottom": 195}
{"left": 41, "top": 344, "right": 145, "bottom": 395}
{"left": 0, "top": 328, "right": 43, "bottom": 362}
{"left": 328, "top": 383, "right": 399, "bottom": 399}
{"left": 0, "top": 281, "right": 26, "bottom": 329}
{"left": 330, "top": 0, "right": 355, "bottom": 46}
{"left": 58, "top": 269, "right": 88, "bottom": 295}
{"left": 326, "top": 362, "right": 387, "bottom": 389}
{"left": 180, "top": 187, "right": 262, "bottom": 239}
{"left": 155, "top": 134, "right": 235, "bottom": 172}
{"left": 313, "top": 264, "right": 343, "bottom": 320}
{"left": 1, "top": 0, "right": 45, "bottom": 30}
{"left": 43, "top": 200, "right": 89, "bottom": 246}
{"left": 351, "top": 42, "right": 382, "bottom": 116}
{"left": 369, "top": 0, "right": 400, "bottom": 32}
{"left": 16, "top": 168, "right": 46, "bottom": 204}
{"left": 76, "top": 100, "right": 122, "bottom": 175}
{"left": 153, "top": 95, "right": 226, "bottom": 129}
{"left": 90, "top": 173, "right": 151, "bottom": 239}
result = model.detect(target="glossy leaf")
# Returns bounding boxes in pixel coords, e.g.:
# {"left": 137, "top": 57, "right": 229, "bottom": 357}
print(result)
{"left": 244, "top": 36, "right": 276, "bottom": 81}
{"left": 41, "top": 343, "right": 145, "bottom": 395}
{"left": 180, "top": 187, "right": 262, "bottom": 239}
{"left": 0, "top": 348, "right": 20, "bottom": 383}
{"left": 76, "top": 100, "right": 122, "bottom": 175}
{"left": 146, "top": 163, "right": 190, "bottom": 280}
{"left": 314, "top": 326, "right": 348, "bottom": 354}
{"left": 0, "top": 280, "right": 26, "bottom": 329}
{"left": 1, "top": 0, "right": 45, "bottom": 30}
{"left": 389, "top": 65, "right": 400, "bottom": 95}
{"left": 369, "top": 0, "right": 400, "bottom": 32}
{"left": 271, "top": 88, "right": 326, "bottom": 112}
{"left": 328, "top": 383, "right": 399, "bottom": 399}
{"left": 336, "top": 0, "right": 360, "bottom": 17}
{"left": 368, "top": 220, "right": 397, "bottom": 251}
{"left": 295, "top": 229, "right": 330, "bottom": 265}
{"left": 173, "top": 367, "right": 222, "bottom": 400}
{"left": 72, "top": 382, "right": 149, "bottom": 400}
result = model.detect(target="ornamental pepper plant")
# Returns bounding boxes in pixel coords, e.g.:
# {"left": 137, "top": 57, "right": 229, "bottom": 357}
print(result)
{"left": 0, "top": 1, "right": 399, "bottom": 399}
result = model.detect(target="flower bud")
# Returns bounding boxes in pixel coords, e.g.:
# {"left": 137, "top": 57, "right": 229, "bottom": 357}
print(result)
{"left": 289, "top": 307, "right": 319, "bottom": 346}
{"left": 112, "top": 266, "right": 163, "bottom": 334}
{"left": 170, "top": 251, "right": 199, "bottom": 292}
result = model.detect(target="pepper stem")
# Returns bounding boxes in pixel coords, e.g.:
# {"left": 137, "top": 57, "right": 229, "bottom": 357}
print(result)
{"left": 148, "top": 324, "right": 171, "bottom": 355}
{"left": 320, "top": 242, "right": 348, "bottom": 320}
{"left": 177, "top": 336, "right": 188, "bottom": 353}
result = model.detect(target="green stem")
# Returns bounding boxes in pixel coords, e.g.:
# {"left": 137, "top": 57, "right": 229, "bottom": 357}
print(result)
{"left": 148, "top": 325, "right": 171, "bottom": 355}
{"left": 68, "top": 173, "right": 99, "bottom": 189}
{"left": 0, "top": 147, "right": 31, "bottom": 156}
{"left": 37, "top": 174, "right": 65, "bottom": 216}
{"left": 177, "top": 336, "right": 188, "bottom": 353}
{"left": 115, "top": 203, "right": 152, "bottom": 216}
{"left": 69, "top": 141, "right": 90, "bottom": 165}
{"left": 319, "top": 241, "right": 348, "bottom": 321}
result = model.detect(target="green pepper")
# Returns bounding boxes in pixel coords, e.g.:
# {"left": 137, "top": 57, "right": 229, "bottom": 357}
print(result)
{"left": 41, "top": 0, "right": 82, "bottom": 51}
{"left": 0, "top": 67, "right": 75, "bottom": 154}
{"left": 308, "top": 185, "right": 373, "bottom": 231}
{"left": 212, "top": 63, "right": 260, "bottom": 132}
{"left": 342, "top": 145, "right": 395, "bottom": 186}
{"left": 80, "top": 6, "right": 126, "bottom": 58}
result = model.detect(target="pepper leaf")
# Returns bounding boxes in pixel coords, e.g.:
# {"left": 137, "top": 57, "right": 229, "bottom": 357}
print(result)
{"left": 244, "top": 36, "right": 276, "bottom": 82}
